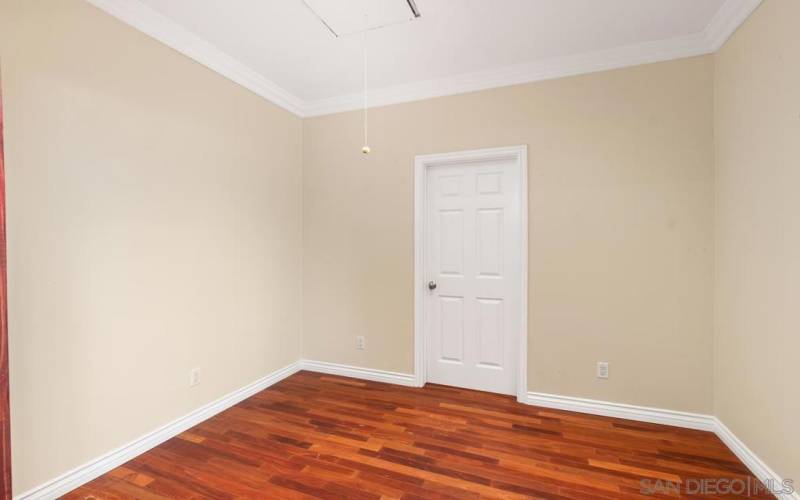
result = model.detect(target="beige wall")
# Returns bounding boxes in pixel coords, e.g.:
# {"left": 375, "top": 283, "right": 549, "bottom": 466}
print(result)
{"left": 11, "top": 0, "right": 796, "bottom": 493}
{"left": 0, "top": 0, "right": 303, "bottom": 493}
{"left": 714, "top": 0, "right": 800, "bottom": 485}
{"left": 304, "top": 57, "right": 715, "bottom": 413}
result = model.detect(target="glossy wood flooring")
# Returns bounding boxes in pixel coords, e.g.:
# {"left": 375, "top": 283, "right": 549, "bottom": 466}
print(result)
{"left": 66, "top": 371, "right": 772, "bottom": 499}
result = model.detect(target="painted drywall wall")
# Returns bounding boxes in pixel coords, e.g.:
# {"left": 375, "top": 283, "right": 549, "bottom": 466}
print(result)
{"left": 303, "top": 56, "right": 715, "bottom": 414}
{"left": 0, "top": 0, "right": 303, "bottom": 493}
{"left": 714, "top": 0, "right": 800, "bottom": 485}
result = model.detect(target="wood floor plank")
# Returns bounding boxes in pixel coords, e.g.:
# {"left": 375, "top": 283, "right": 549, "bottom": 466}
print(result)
{"left": 64, "top": 371, "right": 773, "bottom": 499}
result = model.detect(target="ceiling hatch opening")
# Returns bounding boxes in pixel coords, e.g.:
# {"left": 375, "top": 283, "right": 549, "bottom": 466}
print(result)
{"left": 303, "top": 0, "right": 421, "bottom": 37}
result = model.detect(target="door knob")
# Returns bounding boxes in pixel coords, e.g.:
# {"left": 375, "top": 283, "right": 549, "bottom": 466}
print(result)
{"left": 428, "top": 281, "right": 437, "bottom": 290}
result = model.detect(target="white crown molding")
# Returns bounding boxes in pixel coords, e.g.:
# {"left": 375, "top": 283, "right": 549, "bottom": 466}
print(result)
{"left": 14, "top": 361, "right": 302, "bottom": 500}
{"left": 714, "top": 418, "right": 800, "bottom": 500}
{"left": 303, "top": 32, "right": 712, "bottom": 116}
{"left": 704, "top": 0, "right": 762, "bottom": 51}
{"left": 300, "top": 359, "right": 417, "bottom": 386}
{"left": 522, "top": 391, "right": 717, "bottom": 431}
{"left": 86, "top": 0, "right": 761, "bottom": 118}
{"left": 86, "top": 0, "right": 307, "bottom": 116}
{"left": 303, "top": 0, "right": 762, "bottom": 116}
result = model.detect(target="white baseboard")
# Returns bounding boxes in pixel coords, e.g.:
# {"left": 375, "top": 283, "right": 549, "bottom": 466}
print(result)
{"left": 520, "top": 391, "right": 796, "bottom": 499}
{"left": 299, "top": 359, "right": 417, "bottom": 387}
{"left": 17, "top": 360, "right": 795, "bottom": 500}
{"left": 713, "top": 418, "right": 799, "bottom": 500}
{"left": 15, "top": 361, "right": 302, "bottom": 500}
{"left": 296, "top": 364, "right": 797, "bottom": 498}
{"left": 521, "top": 391, "right": 717, "bottom": 431}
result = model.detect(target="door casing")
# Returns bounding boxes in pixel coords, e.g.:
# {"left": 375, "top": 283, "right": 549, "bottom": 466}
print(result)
{"left": 414, "top": 145, "right": 528, "bottom": 401}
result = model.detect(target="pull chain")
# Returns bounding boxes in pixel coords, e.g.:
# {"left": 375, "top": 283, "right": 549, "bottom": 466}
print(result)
{"left": 361, "top": 21, "right": 370, "bottom": 155}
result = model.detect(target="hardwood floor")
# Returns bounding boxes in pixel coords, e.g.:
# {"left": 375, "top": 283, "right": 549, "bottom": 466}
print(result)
{"left": 66, "top": 371, "right": 772, "bottom": 499}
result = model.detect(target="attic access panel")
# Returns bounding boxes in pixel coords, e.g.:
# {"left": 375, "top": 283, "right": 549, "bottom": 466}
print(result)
{"left": 303, "top": 0, "right": 420, "bottom": 37}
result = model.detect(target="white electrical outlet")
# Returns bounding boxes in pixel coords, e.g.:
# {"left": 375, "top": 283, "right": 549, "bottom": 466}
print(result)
{"left": 189, "top": 367, "right": 200, "bottom": 387}
{"left": 356, "top": 335, "right": 365, "bottom": 350}
{"left": 597, "top": 362, "right": 609, "bottom": 379}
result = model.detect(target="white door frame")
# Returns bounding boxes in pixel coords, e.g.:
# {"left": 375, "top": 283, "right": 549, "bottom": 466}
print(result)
{"left": 414, "top": 145, "right": 528, "bottom": 402}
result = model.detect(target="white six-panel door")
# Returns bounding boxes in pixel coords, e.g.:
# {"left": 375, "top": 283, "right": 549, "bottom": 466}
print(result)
{"left": 423, "top": 153, "right": 524, "bottom": 395}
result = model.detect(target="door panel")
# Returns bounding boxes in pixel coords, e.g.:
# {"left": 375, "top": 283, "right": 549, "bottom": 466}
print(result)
{"left": 438, "top": 296, "right": 465, "bottom": 363}
{"left": 476, "top": 298, "right": 504, "bottom": 368}
{"left": 476, "top": 208, "right": 503, "bottom": 277}
{"left": 476, "top": 171, "right": 503, "bottom": 194}
{"left": 438, "top": 210, "right": 464, "bottom": 276}
{"left": 425, "top": 158, "right": 521, "bottom": 395}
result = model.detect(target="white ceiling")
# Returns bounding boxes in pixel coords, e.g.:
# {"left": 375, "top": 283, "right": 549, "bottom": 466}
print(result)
{"left": 88, "top": 0, "right": 761, "bottom": 116}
